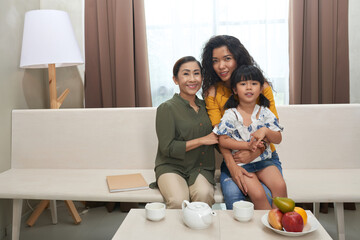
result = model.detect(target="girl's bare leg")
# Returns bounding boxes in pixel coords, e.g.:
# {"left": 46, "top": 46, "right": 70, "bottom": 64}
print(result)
{"left": 256, "top": 165, "right": 287, "bottom": 208}
{"left": 243, "top": 174, "right": 272, "bottom": 210}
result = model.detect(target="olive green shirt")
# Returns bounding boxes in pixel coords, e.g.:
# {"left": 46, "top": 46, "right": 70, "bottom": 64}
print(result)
{"left": 154, "top": 94, "right": 216, "bottom": 186}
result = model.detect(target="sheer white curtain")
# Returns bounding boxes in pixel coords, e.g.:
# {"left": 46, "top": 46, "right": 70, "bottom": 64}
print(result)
{"left": 145, "top": 0, "right": 289, "bottom": 107}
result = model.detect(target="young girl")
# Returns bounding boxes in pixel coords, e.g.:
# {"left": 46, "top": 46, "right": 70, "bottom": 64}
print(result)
{"left": 213, "top": 65, "right": 287, "bottom": 209}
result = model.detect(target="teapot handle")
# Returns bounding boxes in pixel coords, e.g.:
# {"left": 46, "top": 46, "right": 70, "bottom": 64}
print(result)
{"left": 182, "top": 200, "right": 190, "bottom": 210}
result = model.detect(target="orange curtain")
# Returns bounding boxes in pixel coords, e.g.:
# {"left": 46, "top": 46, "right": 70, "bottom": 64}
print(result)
{"left": 289, "top": 0, "right": 349, "bottom": 104}
{"left": 85, "top": 0, "right": 152, "bottom": 107}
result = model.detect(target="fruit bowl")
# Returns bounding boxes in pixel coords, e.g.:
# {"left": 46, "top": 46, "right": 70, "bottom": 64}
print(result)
{"left": 261, "top": 211, "right": 319, "bottom": 237}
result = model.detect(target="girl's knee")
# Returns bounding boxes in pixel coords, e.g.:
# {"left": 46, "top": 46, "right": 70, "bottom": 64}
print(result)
{"left": 248, "top": 189, "right": 267, "bottom": 203}
{"left": 273, "top": 180, "right": 287, "bottom": 197}
{"left": 280, "top": 179, "right": 287, "bottom": 191}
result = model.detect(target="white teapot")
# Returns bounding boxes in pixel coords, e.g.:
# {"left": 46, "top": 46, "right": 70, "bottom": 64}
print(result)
{"left": 181, "top": 200, "right": 217, "bottom": 230}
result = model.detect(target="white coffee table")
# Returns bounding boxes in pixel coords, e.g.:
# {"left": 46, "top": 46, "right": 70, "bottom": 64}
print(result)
{"left": 112, "top": 209, "right": 332, "bottom": 240}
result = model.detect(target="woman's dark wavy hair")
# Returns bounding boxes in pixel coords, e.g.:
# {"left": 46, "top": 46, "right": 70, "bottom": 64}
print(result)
{"left": 201, "top": 35, "right": 259, "bottom": 97}
{"left": 173, "top": 56, "right": 202, "bottom": 78}
{"left": 224, "top": 65, "right": 270, "bottom": 109}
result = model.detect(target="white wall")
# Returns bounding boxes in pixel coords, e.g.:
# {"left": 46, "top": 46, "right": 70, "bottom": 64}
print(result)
{"left": 349, "top": 0, "right": 360, "bottom": 103}
{"left": 0, "top": 0, "right": 41, "bottom": 237}
{"left": 0, "top": 1, "right": 84, "bottom": 238}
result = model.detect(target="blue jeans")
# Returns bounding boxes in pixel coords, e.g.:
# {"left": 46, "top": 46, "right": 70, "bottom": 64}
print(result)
{"left": 220, "top": 151, "right": 282, "bottom": 209}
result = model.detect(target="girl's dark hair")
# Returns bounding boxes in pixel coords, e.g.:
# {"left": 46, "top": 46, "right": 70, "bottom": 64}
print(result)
{"left": 201, "top": 35, "right": 259, "bottom": 97}
{"left": 225, "top": 65, "right": 270, "bottom": 109}
{"left": 173, "top": 56, "right": 202, "bottom": 78}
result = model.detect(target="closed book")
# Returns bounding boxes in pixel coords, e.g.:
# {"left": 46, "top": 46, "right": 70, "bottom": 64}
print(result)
{"left": 106, "top": 173, "right": 149, "bottom": 193}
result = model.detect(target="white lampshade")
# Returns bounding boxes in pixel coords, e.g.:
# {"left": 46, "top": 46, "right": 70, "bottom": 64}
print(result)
{"left": 20, "top": 9, "right": 83, "bottom": 69}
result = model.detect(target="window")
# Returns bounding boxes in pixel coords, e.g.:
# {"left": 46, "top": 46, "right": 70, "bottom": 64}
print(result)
{"left": 145, "top": 0, "right": 289, "bottom": 107}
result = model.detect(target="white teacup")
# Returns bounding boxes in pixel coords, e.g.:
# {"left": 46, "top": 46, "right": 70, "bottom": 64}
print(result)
{"left": 145, "top": 202, "right": 166, "bottom": 221}
{"left": 233, "top": 200, "right": 254, "bottom": 222}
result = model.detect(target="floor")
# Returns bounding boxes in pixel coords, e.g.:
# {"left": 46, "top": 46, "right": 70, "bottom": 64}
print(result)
{"left": 4, "top": 202, "right": 360, "bottom": 240}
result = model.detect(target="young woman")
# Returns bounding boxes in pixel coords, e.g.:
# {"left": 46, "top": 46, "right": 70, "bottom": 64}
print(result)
{"left": 201, "top": 35, "right": 282, "bottom": 209}
{"left": 154, "top": 56, "right": 218, "bottom": 209}
{"left": 214, "top": 65, "right": 287, "bottom": 209}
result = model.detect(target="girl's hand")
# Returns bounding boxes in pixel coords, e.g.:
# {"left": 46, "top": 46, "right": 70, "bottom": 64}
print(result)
{"left": 248, "top": 138, "right": 264, "bottom": 152}
{"left": 201, "top": 132, "right": 219, "bottom": 145}
{"left": 248, "top": 139, "right": 258, "bottom": 152}
{"left": 250, "top": 127, "right": 267, "bottom": 148}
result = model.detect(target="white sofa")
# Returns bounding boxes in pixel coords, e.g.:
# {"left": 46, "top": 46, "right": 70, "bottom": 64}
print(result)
{"left": 0, "top": 104, "right": 359, "bottom": 240}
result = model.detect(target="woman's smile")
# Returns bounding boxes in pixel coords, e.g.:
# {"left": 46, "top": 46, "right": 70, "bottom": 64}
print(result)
{"left": 219, "top": 71, "right": 229, "bottom": 78}
{"left": 187, "top": 83, "right": 199, "bottom": 89}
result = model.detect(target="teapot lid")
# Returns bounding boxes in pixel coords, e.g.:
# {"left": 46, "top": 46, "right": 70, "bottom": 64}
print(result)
{"left": 186, "top": 201, "right": 210, "bottom": 211}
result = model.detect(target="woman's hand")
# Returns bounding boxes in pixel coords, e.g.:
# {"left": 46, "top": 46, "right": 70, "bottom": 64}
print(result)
{"left": 233, "top": 146, "right": 264, "bottom": 164}
{"left": 228, "top": 164, "right": 253, "bottom": 195}
{"left": 233, "top": 150, "right": 252, "bottom": 163}
{"left": 185, "top": 132, "right": 218, "bottom": 151}
{"left": 201, "top": 132, "right": 219, "bottom": 145}
{"left": 220, "top": 147, "right": 253, "bottom": 195}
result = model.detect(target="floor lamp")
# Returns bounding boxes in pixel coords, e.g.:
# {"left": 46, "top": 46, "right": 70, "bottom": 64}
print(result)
{"left": 20, "top": 9, "right": 84, "bottom": 226}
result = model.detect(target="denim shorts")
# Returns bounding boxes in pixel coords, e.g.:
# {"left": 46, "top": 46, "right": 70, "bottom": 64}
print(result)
{"left": 240, "top": 158, "right": 275, "bottom": 173}
{"left": 220, "top": 151, "right": 282, "bottom": 209}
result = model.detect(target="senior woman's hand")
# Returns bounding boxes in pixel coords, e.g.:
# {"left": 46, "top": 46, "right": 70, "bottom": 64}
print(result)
{"left": 201, "top": 132, "right": 219, "bottom": 145}
{"left": 185, "top": 132, "right": 218, "bottom": 152}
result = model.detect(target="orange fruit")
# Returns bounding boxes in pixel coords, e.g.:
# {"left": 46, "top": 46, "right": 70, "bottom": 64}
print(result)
{"left": 294, "top": 207, "right": 307, "bottom": 225}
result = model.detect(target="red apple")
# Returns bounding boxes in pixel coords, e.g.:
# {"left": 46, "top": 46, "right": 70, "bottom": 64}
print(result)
{"left": 268, "top": 208, "right": 283, "bottom": 230}
{"left": 281, "top": 211, "right": 304, "bottom": 232}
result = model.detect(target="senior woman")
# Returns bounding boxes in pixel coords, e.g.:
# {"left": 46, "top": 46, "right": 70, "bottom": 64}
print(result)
{"left": 154, "top": 56, "right": 218, "bottom": 209}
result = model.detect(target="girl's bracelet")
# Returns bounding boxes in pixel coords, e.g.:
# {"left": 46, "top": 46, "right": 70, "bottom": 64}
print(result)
{"left": 261, "top": 140, "right": 268, "bottom": 148}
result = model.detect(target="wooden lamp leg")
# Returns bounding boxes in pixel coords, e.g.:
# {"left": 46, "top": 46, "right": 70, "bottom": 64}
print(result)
{"left": 27, "top": 200, "right": 81, "bottom": 226}
{"left": 65, "top": 200, "right": 82, "bottom": 224}
{"left": 26, "top": 200, "right": 50, "bottom": 227}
